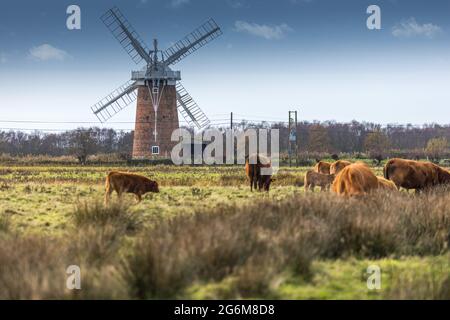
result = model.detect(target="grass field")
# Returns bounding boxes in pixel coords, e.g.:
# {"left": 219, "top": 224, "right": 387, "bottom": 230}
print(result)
{"left": 1, "top": 164, "right": 450, "bottom": 299}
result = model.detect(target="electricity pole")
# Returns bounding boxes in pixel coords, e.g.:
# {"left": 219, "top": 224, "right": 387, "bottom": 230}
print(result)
{"left": 230, "top": 112, "right": 233, "bottom": 130}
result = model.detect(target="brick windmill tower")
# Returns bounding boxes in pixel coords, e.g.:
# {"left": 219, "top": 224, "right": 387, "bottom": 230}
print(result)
{"left": 91, "top": 7, "right": 222, "bottom": 158}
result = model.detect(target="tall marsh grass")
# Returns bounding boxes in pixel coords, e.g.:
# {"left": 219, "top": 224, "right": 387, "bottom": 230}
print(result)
{"left": 122, "top": 189, "right": 450, "bottom": 298}
{"left": 1, "top": 190, "right": 450, "bottom": 299}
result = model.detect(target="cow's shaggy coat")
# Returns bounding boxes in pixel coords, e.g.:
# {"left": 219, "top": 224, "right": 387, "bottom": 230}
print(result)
{"left": 332, "top": 163, "right": 379, "bottom": 197}
{"left": 245, "top": 154, "right": 273, "bottom": 192}
{"left": 314, "top": 161, "right": 331, "bottom": 174}
{"left": 384, "top": 158, "right": 450, "bottom": 191}
{"left": 330, "top": 160, "right": 352, "bottom": 175}
{"left": 304, "top": 170, "right": 335, "bottom": 192}
{"left": 105, "top": 171, "right": 159, "bottom": 203}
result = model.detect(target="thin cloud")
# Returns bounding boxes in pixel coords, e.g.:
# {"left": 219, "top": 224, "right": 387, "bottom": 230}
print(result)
{"left": 392, "top": 17, "right": 442, "bottom": 39}
{"left": 28, "top": 44, "right": 70, "bottom": 61}
{"left": 228, "top": 0, "right": 245, "bottom": 9}
{"left": 171, "top": 0, "right": 189, "bottom": 8}
{"left": 234, "top": 21, "right": 293, "bottom": 40}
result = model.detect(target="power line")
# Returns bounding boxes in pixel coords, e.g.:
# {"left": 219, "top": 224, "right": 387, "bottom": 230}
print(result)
{"left": 0, "top": 123, "right": 234, "bottom": 132}
{"left": 0, "top": 126, "right": 431, "bottom": 133}
{"left": 0, "top": 119, "right": 231, "bottom": 124}
{"left": 0, "top": 117, "right": 444, "bottom": 134}
{"left": 233, "top": 113, "right": 287, "bottom": 121}
{"left": 0, "top": 128, "right": 132, "bottom": 132}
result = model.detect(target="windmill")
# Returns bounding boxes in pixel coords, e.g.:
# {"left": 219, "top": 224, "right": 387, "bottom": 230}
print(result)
{"left": 91, "top": 7, "right": 222, "bottom": 158}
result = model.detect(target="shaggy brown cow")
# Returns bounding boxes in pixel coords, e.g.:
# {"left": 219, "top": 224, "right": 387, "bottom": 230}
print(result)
{"left": 377, "top": 176, "right": 398, "bottom": 191}
{"left": 384, "top": 158, "right": 450, "bottom": 192}
{"left": 329, "top": 160, "right": 352, "bottom": 175}
{"left": 304, "top": 170, "right": 335, "bottom": 192}
{"left": 245, "top": 154, "right": 273, "bottom": 192}
{"left": 332, "top": 163, "right": 379, "bottom": 197}
{"left": 105, "top": 171, "right": 159, "bottom": 203}
{"left": 314, "top": 161, "right": 331, "bottom": 174}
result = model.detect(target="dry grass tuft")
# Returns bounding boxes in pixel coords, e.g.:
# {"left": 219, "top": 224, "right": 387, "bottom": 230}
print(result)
{"left": 0, "top": 235, "right": 67, "bottom": 299}
{"left": 72, "top": 200, "right": 141, "bottom": 233}
{"left": 122, "top": 189, "right": 450, "bottom": 298}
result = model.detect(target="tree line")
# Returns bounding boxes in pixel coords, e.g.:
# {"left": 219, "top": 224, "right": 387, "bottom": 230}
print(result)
{"left": 0, "top": 128, "right": 133, "bottom": 164}
{"left": 1, "top": 121, "right": 450, "bottom": 163}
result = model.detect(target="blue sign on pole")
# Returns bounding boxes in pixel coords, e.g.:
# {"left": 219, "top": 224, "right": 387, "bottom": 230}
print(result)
{"left": 289, "top": 130, "right": 297, "bottom": 142}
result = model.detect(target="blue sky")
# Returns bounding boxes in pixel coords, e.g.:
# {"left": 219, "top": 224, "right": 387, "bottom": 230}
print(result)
{"left": 0, "top": 0, "right": 450, "bottom": 131}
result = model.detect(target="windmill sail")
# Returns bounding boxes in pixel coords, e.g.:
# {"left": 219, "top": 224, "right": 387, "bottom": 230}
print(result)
{"left": 101, "top": 7, "right": 152, "bottom": 64}
{"left": 163, "top": 19, "right": 222, "bottom": 66}
{"left": 176, "top": 82, "right": 210, "bottom": 129}
{"left": 91, "top": 80, "right": 138, "bottom": 123}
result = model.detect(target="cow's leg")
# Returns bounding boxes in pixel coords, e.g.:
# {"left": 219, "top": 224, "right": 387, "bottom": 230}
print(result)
{"left": 135, "top": 193, "right": 142, "bottom": 203}
{"left": 252, "top": 170, "right": 258, "bottom": 191}
{"left": 255, "top": 167, "right": 261, "bottom": 191}
{"left": 264, "top": 180, "right": 270, "bottom": 192}
{"left": 115, "top": 188, "right": 123, "bottom": 201}
{"left": 258, "top": 177, "right": 263, "bottom": 192}
{"left": 104, "top": 187, "right": 113, "bottom": 205}
{"left": 261, "top": 178, "right": 268, "bottom": 192}
{"left": 250, "top": 177, "right": 254, "bottom": 192}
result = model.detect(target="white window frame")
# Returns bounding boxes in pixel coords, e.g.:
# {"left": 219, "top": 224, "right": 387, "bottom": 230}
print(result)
{"left": 151, "top": 145, "right": 160, "bottom": 155}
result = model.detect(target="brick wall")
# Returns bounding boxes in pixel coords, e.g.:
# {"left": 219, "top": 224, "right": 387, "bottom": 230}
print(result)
{"left": 132, "top": 85, "right": 179, "bottom": 159}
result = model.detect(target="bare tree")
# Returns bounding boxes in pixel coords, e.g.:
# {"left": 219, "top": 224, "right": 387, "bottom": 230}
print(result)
{"left": 308, "top": 124, "right": 331, "bottom": 153}
{"left": 69, "top": 128, "right": 96, "bottom": 165}
{"left": 425, "top": 137, "right": 448, "bottom": 163}
{"left": 364, "top": 131, "right": 390, "bottom": 165}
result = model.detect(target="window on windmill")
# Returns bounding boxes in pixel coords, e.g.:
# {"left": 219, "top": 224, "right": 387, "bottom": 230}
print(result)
{"left": 152, "top": 87, "right": 159, "bottom": 94}
{"left": 152, "top": 146, "right": 160, "bottom": 155}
